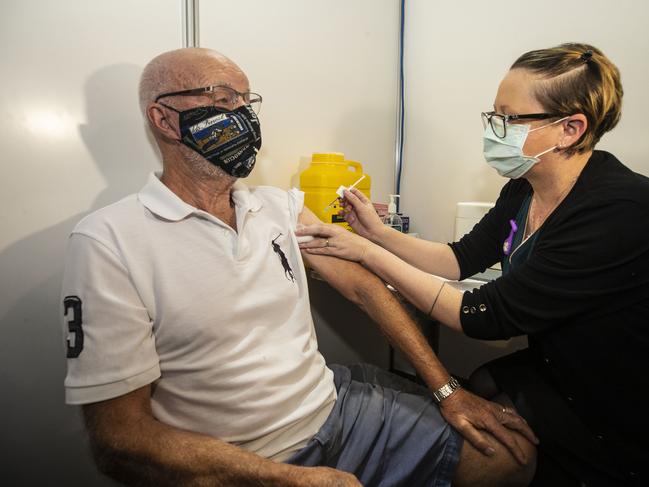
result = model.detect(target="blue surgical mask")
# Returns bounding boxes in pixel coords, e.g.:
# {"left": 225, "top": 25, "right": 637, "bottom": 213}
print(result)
{"left": 483, "top": 117, "right": 567, "bottom": 179}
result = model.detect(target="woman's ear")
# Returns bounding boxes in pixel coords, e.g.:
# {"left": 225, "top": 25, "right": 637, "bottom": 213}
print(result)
{"left": 559, "top": 113, "right": 588, "bottom": 149}
{"left": 147, "top": 103, "right": 181, "bottom": 141}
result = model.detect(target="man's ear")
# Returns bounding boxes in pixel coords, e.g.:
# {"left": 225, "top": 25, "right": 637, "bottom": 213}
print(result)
{"left": 147, "top": 103, "right": 180, "bottom": 141}
{"left": 559, "top": 113, "right": 588, "bottom": 149}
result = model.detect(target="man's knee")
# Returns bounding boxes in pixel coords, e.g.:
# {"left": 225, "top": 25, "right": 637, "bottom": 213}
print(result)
{"left": 452, "top": 430, "right": 537, "bottom": 487}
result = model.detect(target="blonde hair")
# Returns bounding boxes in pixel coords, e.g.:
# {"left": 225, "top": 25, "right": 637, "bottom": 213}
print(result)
{"left": 511, "top": 43, "right": 623, "bottom": 155}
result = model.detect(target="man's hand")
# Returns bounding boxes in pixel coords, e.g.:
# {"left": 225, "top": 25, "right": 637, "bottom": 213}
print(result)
{"left": 296, "top": 466, "right": 362, "bottom": 487}
{"left": 83, "top": 385, "right": 363, "bottom": 487}
{"left": 439, "top": 389, "right": 539, "bottom": 465}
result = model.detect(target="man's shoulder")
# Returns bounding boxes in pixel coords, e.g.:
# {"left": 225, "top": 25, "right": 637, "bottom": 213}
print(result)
{"left": 248, "top": 185, "right": 304, "bottom": 213}
{"left": 249, "top": 185, "right": 295, "bottom": 201}
{"left": 72, "top": 193, "right": 142, "bottom": 239}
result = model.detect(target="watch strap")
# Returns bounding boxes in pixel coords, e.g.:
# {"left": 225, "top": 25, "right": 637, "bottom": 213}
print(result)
{"left": 432, "top": 376, "right": 461, "bottom": 403}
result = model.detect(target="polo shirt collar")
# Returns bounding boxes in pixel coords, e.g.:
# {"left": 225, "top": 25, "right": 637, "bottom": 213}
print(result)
{"left": 232, "top": 180, "right": 263, "bottom": 213}
{"left": 138, "top": 172, "right": 262, "bottom": 222}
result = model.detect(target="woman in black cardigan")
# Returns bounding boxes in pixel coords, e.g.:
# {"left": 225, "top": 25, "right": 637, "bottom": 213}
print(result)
{"left": 298, "top": 43, "right": 649, "bottom": 487}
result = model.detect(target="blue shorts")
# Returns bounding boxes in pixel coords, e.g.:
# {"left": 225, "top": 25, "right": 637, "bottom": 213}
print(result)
{"left": 286, "top": 364, "right": 463, "bottom": 487}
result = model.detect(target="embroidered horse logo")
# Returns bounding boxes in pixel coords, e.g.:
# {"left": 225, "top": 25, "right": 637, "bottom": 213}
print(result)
{"left": 271, "top": 233, "right": 295, "bottom": 282}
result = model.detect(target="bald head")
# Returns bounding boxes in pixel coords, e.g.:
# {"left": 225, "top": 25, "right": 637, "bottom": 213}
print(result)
{"left": 138, "top": 48, "right": 247, "bottom": 116}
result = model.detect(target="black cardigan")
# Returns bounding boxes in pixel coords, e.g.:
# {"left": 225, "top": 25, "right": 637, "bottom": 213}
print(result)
{"left": 450, "top": 150, "right": 649, "bottom": 483}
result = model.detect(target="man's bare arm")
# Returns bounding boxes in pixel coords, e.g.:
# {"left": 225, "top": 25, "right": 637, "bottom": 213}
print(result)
{"left": 82, "top": 385, "right": 360, "bottom": 487}
{"left": 299, "top": 207, "right": 451, "bottom": 391}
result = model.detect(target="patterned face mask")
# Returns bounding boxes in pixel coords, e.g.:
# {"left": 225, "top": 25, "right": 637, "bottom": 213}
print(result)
{"left": 162, "top": 103, "right": 262, "bottom": 178}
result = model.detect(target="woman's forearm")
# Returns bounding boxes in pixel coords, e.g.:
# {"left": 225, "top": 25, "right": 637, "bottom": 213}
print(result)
{"left": 372, "top": 228, "right": 461, "bottom": 280}
{"left": 361, "top": 244, "right": 464, "bottom": 332}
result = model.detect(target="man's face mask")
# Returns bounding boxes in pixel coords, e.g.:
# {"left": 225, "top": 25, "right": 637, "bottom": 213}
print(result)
{"left": 161, "top": 103, "right": 262, "bottom": 178}
{"left": 483, "top": 117, "right": 568, "bottom": 179}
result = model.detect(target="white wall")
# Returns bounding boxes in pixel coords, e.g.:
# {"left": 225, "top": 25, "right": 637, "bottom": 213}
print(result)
{"left": 199, "top": 0, "right": 399, "bottom": 200}
{"left": 0, "top": 1, "right": 179, "bottom": 484}
{"left": 402, "top": 0, "right": 649, "bottom": 243}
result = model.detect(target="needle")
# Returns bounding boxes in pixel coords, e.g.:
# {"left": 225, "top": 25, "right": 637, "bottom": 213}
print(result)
{"left": 324, "top": 174, "right": 366, "bottom": 211}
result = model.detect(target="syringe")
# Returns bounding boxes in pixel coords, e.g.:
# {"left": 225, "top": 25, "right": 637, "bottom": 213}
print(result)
{"left": 323, "top": 174, "right": 366, "bottom": 212}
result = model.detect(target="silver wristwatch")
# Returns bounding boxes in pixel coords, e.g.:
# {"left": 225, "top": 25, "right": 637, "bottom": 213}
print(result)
{"left": 432, "top": 377, "right": 461, "bottom": 404}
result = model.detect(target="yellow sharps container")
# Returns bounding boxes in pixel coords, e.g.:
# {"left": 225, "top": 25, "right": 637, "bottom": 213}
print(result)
{"left": 300, "top": 152, "right": 371, "bottom": 231}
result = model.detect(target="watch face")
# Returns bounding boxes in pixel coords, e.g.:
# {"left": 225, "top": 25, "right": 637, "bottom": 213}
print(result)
{"left": 433, "top": 377, "right": 461, "bottom": 403}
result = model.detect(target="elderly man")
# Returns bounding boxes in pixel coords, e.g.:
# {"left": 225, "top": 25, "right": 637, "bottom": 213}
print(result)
{"left": 61, "top": 48, "right": 536, "bottom": 486}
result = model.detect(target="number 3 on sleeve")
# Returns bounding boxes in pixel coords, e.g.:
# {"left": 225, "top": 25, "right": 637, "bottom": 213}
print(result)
{"left": 64, "top": 296, "right": 84, "bottom": 358}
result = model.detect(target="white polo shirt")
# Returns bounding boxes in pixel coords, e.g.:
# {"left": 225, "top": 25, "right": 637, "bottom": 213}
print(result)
{"left": 62, "top": 173, "right": 336, "bottom": 461}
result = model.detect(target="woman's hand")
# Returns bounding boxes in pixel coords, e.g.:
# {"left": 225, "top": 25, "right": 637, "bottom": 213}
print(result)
{"left": 297, "top": 222, "right": 374, "bottom": 263}
{"left": 339, "top": 188, "right": 386, "bottom": 243}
